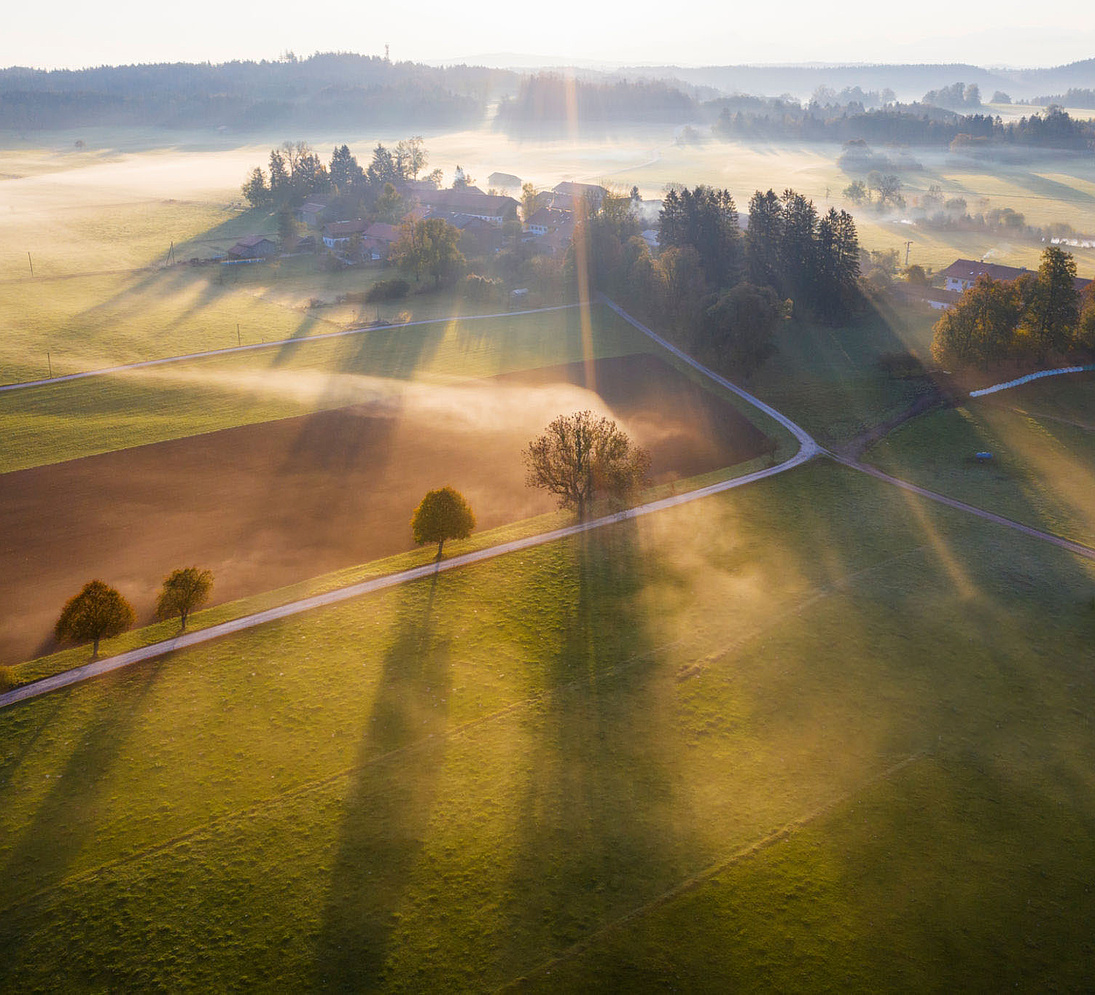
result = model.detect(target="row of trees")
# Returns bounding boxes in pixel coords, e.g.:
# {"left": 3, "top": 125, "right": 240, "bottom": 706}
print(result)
{"left": 53, "top": 568, "right": 214, "bottom": 658}
{"left": 411, "top": 411, "right": 651, "bottom": 560}
{"left": 562, "top": 184, "right": 859, "bottom": 378}
{"left": 931, "top": 248, "right": 1095, "bottom": 367}
{"left": 242, "top": 137, "right": 436, "bottom": 209}
{"left": 713, "top": 103, "right": 1093, "bottom": 152}
{"left": 41, "top": 414, "right": 649, "bottom": 669}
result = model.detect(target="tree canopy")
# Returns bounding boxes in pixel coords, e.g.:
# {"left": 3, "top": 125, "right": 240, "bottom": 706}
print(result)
{"left": 931, "top": 247, "right": 1093, "bottom": 367}
{"left": 55, "top": 580, "right": 135, "bottom": 657}
{"left": 393, "top": 217, "right": 466, "bottom": 286}
{"left": 524, "top": 411, "right": 650, "bottom": 520}
{"left": 156, "top": 567, "right": 214, "bottom": 631}
{"left": 411, "top": 487, "right": 476, "bottom": 558}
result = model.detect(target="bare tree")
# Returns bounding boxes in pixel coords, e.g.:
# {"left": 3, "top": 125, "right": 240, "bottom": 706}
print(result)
{"left": 524, "top": 411, "right": 650, "bottom": 520}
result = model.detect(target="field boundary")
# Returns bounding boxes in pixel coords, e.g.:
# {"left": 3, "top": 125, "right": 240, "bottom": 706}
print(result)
{"left": 0, "top": 304, "right": 584, "bottom": 392}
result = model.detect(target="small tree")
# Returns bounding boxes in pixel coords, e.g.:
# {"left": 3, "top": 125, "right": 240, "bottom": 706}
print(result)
{"left": 524, "top": 411, "right": 651, "bottom": 520}
{"left": 0, "top": 666, "right": 15, "bottom": 693}
{"left": 156, "top": 567, "right": 214, "bottom": 631}
{"left": 55, "top": 580, "right": 135, "bottom": 658}
{"left": 412, "top": 487, "right": 477, "bottom": 558}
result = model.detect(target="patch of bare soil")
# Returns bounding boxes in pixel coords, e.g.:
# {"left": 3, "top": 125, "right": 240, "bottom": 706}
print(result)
{"left": 0, "top": 353, "right": 768, "bottom": 664}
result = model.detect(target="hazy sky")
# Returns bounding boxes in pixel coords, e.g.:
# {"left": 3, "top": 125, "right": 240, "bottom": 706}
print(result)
{"left": 4, "top": 0, "right": 1094, "bottom": 70}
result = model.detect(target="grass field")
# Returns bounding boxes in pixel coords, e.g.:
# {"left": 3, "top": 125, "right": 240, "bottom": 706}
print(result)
{"left": 866, "top": 375, "right": 1095, "bottom": 547}
{"left": 1, "top": 460, "right": 1093, "bottom": 989}
{"left": 5, "top": 124, "right": 1095, "bottom": 989}
{"left": 0, "top": 303, "right": 666, "bottom": 472}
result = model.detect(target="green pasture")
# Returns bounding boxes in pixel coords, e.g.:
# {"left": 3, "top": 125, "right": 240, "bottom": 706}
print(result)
{"left": 0, "top": 303, "right": 663, "bottom": 472}
{"left": 1, "top": 461, "right": 1093, "bottom": 989}
{"left": 866, "top": 375, "right": 1095, "bottom": 548}
{"left": 745, "top": 298, "right": 938, "bottom": 445}
{"left": 0, "top": 256, "right": 504, "bottom": 386}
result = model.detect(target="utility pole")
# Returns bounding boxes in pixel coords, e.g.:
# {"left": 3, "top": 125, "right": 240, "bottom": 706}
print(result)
{"left": 904, "top": 240, "right": 913, "bottom": 266}
{"left": 27, "top": 252, "right": 33, "bottom": 277}
{"left": 47, "top": 351, "right": 52, "bottom": 378}
{"left": 236, "top": 323, "right": 241, "bottom": 347}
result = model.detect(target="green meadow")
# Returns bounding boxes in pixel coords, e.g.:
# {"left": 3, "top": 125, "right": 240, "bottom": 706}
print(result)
{"left": 1, "top": 461, "right": 1093, "bottom": 989}
{"left": 4, "top": 125, "right": 1095, "bottom": 990}
{"left": 0, "top": 303, "right": 664, "bottom": 472}
{"left": 867, "top": 377, "right": 1095, "bottom": 548}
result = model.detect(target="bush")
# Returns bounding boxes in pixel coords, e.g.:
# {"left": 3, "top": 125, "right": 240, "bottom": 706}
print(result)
{"left": 877, "top": 351, "right": 927, "bottom": 379}
{"left": 365, "top": 278, "right": 410, "bottom": 302}
{"left": 0, "top": 666, "right": 15, "bottom": 692}
{"left": 463, "top": 273, "right": 504, "bottom": 303}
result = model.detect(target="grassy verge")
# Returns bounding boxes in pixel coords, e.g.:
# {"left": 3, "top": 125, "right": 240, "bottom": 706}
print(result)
{"left": 1, "top": 461, "right": 1093, "bottom": 989}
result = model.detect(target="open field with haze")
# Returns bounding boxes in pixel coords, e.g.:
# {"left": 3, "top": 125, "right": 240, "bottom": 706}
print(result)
{"left": 4, "top": 109, "right": 1095, "bottom": 991}
{"left": 1, "top": 461, "right": 1093, "bottom": 989}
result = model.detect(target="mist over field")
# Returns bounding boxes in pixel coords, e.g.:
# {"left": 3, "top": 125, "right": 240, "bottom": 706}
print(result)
{"left": 2, "top": 44, "right": 1095, "bottom": 993}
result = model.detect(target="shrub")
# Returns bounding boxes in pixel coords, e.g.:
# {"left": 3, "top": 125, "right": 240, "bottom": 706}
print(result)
{"left": 463, "top": 273, "right": 504, "bottom": 303}
{"left": 0, "top": 666, "right": 16, "bottom": 692}
{"left": 365, "top": 278, "right": 410, "bottom": 302}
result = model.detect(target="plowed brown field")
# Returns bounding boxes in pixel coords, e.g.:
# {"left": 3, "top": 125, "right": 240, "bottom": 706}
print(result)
{"left": 0, "top": 354, "right": 767, "bottom": 663}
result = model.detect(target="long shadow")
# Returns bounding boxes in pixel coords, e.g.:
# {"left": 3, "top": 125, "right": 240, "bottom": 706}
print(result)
{"left": 496, "top": 523, "right": 701, "bottom": 980}
{"left": 313, "top": 574, "right": 452, "bottom": 990}
{"left": 0, "top": 660, "right": 165, "bottom": 928}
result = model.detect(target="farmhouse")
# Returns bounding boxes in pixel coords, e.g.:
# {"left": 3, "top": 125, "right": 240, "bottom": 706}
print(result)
{"left": 360, "top": 222, "right": 400, "bottom": 261}
{"left": 297, "top": 199, "right": 329, "bottom": 228}
{"left": 940, "top": 258, "right": 1092, "bottom": 293}
{"left": 421, "top": 189, "right": 519, "bottom": 225}
{"left": 227, "top": 235, "right": 278, "bottom": 260}
{"left": 322, "top": 219, "right": 369, "bottom": 248}
{"left": 524, "top": 207, "right": 571, "bottom": 236}
{"left": 553, "top": 181, "right": 606, "bottom": 207}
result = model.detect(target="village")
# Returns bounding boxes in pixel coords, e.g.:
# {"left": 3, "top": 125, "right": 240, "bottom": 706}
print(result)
{"left": 224, "top": 176, "right": 622, "bottom": 267}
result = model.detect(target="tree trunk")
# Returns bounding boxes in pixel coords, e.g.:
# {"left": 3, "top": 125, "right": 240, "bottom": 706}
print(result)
{"left": 437, "top": 539, "right": 445, "bottom": 559}
{"left": 92, "top": 635, "right": 100, "bottom": 658}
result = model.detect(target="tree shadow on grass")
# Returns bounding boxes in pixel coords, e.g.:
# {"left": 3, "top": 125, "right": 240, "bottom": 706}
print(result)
{"left": 494, "top": 523, "right": 702, "bottom": 982}
{"left": 313, "top": 574, "right": 452, "bottom": 990}
{"left": 0, "top": 660, "right": 165, "bottom": 928}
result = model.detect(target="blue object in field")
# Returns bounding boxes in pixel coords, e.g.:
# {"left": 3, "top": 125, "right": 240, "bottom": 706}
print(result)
{"left": 975, "top": 451, "right": 993, "bottom": 462}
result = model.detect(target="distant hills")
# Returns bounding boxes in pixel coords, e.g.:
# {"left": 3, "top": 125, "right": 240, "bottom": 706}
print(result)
{"left": 0, "top": 53, "right": 1093, "bottom": 132}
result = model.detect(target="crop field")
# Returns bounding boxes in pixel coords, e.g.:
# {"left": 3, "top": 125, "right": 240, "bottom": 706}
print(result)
{"left": 0, "top": 350, "right": 771, "bottom": 664}
{"left": 1, "top": 461, "right": 1093, "bottom": 989}
{"left": 866, "top": 375, "right": 1095, "bottom": 548}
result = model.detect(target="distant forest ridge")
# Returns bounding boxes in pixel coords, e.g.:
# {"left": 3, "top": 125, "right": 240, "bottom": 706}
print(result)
{"left": 1, "top": 52, "right": 1094, "bottom": 132}
{"left": 0, "top": 53, "right": 514, "bottom": 130}
{"left": 493, "top": 75, "right": 1095, "bottom": 152}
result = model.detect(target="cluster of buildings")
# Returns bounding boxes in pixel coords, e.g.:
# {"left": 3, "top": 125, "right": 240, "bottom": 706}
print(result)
{"left": 225, "top": 177, "right": 608, "bottom": 265}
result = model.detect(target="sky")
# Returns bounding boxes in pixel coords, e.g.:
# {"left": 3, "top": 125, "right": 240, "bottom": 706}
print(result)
{"left": 3, "top": 0, "right": 1094, "bottom": 70}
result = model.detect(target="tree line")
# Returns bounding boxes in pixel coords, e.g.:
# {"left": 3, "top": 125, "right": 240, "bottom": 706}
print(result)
{"left": 713, "top": 103, "right": 1094, "bottom": 152}
{"left": 931, "top": 247, "right": 1095, "bottom": 367}
{"left": 565, "top": 184, "right": 859, "bottom": 377}
{"left": 0, "top": 54, "right": 500, "bottom": 131}
{"left": 241, "top": 137, "right": 435, "bottom": 210}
